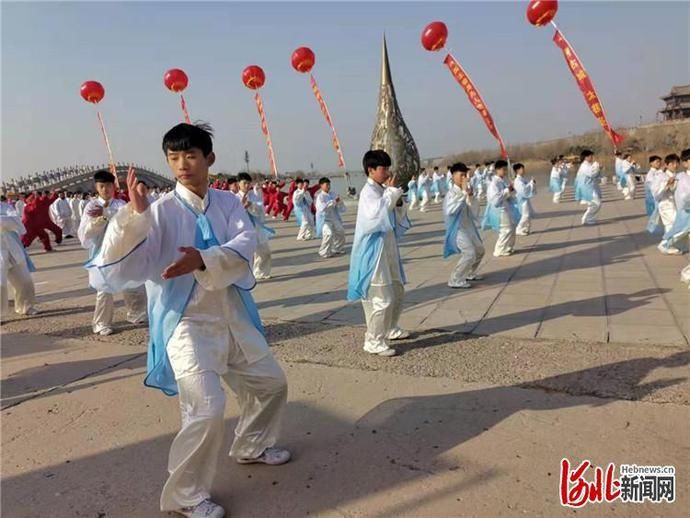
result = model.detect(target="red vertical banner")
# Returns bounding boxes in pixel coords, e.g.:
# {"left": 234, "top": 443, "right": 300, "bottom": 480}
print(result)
{"left": 309, "top": 74, "right": 346, "bottom": 168}
{"left": 254, "top": 92, "right": 278, "bottom": 178}
{"left": 442, "top": 53, "right": 507, "bottom": 159}
{"left": 552, "top": 30, "right": 624, "bottom": 146}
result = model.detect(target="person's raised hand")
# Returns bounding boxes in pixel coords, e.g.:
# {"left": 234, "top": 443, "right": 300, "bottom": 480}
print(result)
{"left": 161, "top": 247, "right": 205, "bottom": 280}
{"left": 127, "top": 166, "right": 149, "bottom": 214}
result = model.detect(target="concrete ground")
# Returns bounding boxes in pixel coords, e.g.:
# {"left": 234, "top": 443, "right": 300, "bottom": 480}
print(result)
{"left": 1, "top": 183, "right": 689, "bottom": 517}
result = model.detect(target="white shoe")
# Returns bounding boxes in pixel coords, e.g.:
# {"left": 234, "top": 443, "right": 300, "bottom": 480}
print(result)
{"left": 127, "top": 315, "right": 147, "bottom": 325}
{"left": 466, "top": 274, "right": 483, "bottom": 281}
{"left": 387, "top": 328, "right": 410, "bottom": 340}
{"left": 18, "top": 307, "right": 39, "bottom": 316}
{"left": 97, "top": 327, "right": 113, "bottom": 336}
{"left": 237, "top": 447, "right": 291, "bottom": 465}
{"left": 176, "top": 498, "right": 225, "bottom": 518}
{"left": 657, "top": 244, "right": 680, "bottom": 255}
{"left": 363, "top": 346, "right": 397, "bottom": 357}
{"left": 448, "top": 281, "right": 472, "bottom": 289}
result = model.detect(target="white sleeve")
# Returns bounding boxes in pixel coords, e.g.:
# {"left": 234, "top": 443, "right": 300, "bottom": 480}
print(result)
{"left": 193, "top": 247, "right": 253, "bottom": 291}
{"left": 444, "top": 189, "right": 465, "bottom": 216}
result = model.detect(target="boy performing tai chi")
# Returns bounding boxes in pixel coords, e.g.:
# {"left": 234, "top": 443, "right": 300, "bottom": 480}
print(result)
{"left": 417, "top": 168, "right": 431, "bottom": 212}
{"left": 292, "top": 178, "right": 315, "bottom": 241}
{"left": 660, "top": 149, "right": 690, "bottom": 263}
{"left": 78, "top": 170, "right": 147, "bottom": 336}
{"left": 0, "top": 196, "right": 38, "bottom": 317}
{"left": 86, "top": 123, "right": 290, "bottom": 518}
{"left": 315, "top": 177, "right": 346, "bottom": 258}
{"left": 549, "top": 158, "right": 566, "bottom": 203}
{"left": 236, "top": 173, "right": 275, "bottom": 280}
{"left": 407, "top": 175, "right": 418, "bottom": 210}
{"left": 348, "top": 150, "right": 411, "bottom": 357}
{"left": 577, "top": 150, "right": 603, "bottom": 225}
{"left": 513, "top": 163, "right": 536, "bottom": 236}
{"left": 644, "top": 155, "right": 663, "bottom": 218}
{"left": 621, "top": 153, "right": 639, "bottom": 201}
{"left": 653, "top": 154, "right": 681, "bottom": 255}
{"left": 443, "top": 163, "right": 484, "bottom": 289}
{"left": 481, "top": 160, "right": 520, "bottom": 257}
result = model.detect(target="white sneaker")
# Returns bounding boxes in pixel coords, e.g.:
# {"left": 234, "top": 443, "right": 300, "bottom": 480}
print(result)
{"left": 98, "top": 327, "right": 113, "bottom": 336}
{"left": 177, "top": 498, "right": 225, "bottom": 518}
{"left": 18, "top": 307, "right": 39, "bottom": 316}
{"left": 363, "top": 346, "right": 397, "bottom": 357}
{"left": 466, "top": 274, "right": 483, "bottom": 281}
{"left": 387, "top": 328, "right": 410, "bottom": 340}
{"left": 448, "top": 281, "right": 472, "bottom": 289}
{"left": 237, "top": 447, "right": 291, "bottom": 465}
{"left": 658, "top": 243, "right": 682, "bottom": 255}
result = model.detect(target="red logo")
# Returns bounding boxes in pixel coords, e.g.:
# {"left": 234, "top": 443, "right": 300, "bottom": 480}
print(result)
{"left": 560, "top": 459, "right": 621, "bottom": 508}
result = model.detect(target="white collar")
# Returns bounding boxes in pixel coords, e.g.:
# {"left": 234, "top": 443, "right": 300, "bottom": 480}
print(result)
{"left": 175, "top": 182, "right": 208, "bottom": 213}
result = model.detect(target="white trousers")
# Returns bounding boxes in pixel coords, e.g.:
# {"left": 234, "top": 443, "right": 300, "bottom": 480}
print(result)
{"left": 0, "top": 262, "right": 35, "bottom": 316}
{"left": 361, "top": 282, "right": 404, "bottom": 353}
{"left": 494, "top": 211, "right": 516, "bottom": 257}
{"left": 160, "top": 352, "right": 287, "bottom": 512}
{"left": 658, "top": 201, "right": 677, "bottom": 233}
{"left": 516, "top": 203, "right": 531, "bottom": 235}
{"left": 623, "top": 174, "right": 636, "bottom": 200}
{"left": 253, "top": 241, "right": 272, "bottom": 279}
{"left": 582, "top": 195, "right": 601, "bottom": 225}
{"left": 419, "top": 193, "right": 429, "bottom": 212}
{"left": 408, "top": 196, "right": 417, "bottom": 210}
{"left": 296, "top": 222, "right": 314, "bottom": 241}
{"left": 681, "top": 263, "right": 690, "bottom": 289}
{"left": 433, "top": 192, "right": 441, "bottom": 204}
{"left": 552, "top": 191, "right": 561, "bottom": 203}
{"left": 318, "top": 222, "right": 345, "bottom": 258}
{"left": 448, "top": 229, "right": 484, "bottom": 286}
{"left": 93, "top": 286, "right": 147, "bottom": 332}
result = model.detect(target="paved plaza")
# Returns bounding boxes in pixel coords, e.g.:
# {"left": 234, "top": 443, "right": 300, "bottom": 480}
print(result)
{"left": 1, "top": 184, "right": 689, "bottom": 517}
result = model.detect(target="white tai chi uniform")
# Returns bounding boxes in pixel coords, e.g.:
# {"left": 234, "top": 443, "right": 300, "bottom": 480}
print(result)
{"left": 292, "top": 188, "right": 315, "bottom": 241}
{"left": 514, "top": 175, "right": 536, "bottom": 236}
{"left": 14, "top": 199, "right": 25, "bottom": 220}
{"left": 443, "top": 184, "right": 484, "bottom": 286}
{"left": 348, "top": 178, "right": 410, "bottom": 354}
{"left": 69, "top": 196, "right": 82, "bottom": 235}
{"left": 86, "top": 183, "right": 287, "bottom": 513}
{"left": 237, "top": 189, "right": 273, "bottom": 279}
{"left": 432, "top": 172, "right": 443, "bottom": 203}
{"left": 315, "top": 190, "right": 346, "bottom": 258}
{"left": 407, "top": 179, "right": 418, "bottom": 210}
{"left": 652, "top": 170, "right": 677, "bottom": 235}
{"left": 0, "top": 202, "right": 36, "bottom": 316}
{"left": 483, "top": 176, "right": 517, "bottom": 257}
{"left": 417, "top": 173, "right": 431, "bottom": 212}
{"left": 550, "top": 166, "right": 565, "bottom": 203}
{"left": 50, "top": 197, "right": 74, "bottom": 237}
{"left": 578, "top": 161, "right": 602, "bottom": 225}
{"left": 78, "top": 197, "right": 147, "bottom": 333}
{"left": 621, "top": 159, "right": 638, "bottom": 200}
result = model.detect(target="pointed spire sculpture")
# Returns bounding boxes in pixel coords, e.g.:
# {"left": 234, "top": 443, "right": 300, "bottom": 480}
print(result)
{"left": 370, "top": 35, "right": 421, "bottom": 186}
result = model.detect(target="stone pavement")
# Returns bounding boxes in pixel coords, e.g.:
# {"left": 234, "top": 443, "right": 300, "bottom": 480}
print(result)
{"left": 253, "top": 183, "right": 690, "bottom": 346}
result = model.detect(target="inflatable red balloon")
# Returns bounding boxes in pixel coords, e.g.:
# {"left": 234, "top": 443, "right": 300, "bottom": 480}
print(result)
{"left": 421, "top": 21, "right": 448, "bottom": 52}
{"left": 164, "top": 68, "right": 189, "bottom": 92}
{"left": 527, "top": 0, "right": 558, "bottom": 27}
{"left": 80, "top": 81, "right": 105, "bottom": 104}
{"left": 291, "top": 47, "right": 316, "bottom": 73}
{"left": 242, "top": 65, "right": 266, "bottom": 90}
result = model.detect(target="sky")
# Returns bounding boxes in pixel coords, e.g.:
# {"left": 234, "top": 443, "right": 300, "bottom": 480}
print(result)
{"left": 2, "top": 1, "right": 689, "bottom": 180}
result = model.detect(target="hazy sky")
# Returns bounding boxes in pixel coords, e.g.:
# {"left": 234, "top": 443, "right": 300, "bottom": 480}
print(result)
{"left": 2, "top": 1, "right": 688, "bottom": 179}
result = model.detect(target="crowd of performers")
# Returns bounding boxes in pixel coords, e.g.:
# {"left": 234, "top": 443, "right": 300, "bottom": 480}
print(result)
{"left": 1, "top": 122, "right": 689, "bottom": 517}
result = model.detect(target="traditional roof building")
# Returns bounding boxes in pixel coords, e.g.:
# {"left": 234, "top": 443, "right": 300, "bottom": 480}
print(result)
{"left": 659, "top": 85, "right": 690, "bottom": 121}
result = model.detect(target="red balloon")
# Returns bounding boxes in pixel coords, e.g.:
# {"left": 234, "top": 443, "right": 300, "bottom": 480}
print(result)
{"left": 421, "top": 21, "right": 448, "bottom": 52}
{"left": 527, "top": 0, "right": 558, "bottom": 27}
{"left": 291, "top": 47, "right": 316, "bottom": 73}
{"left": 164, "top": 68, "right": 189, "bottom": 92}
{"left": 242, "top": 65, "right": 266, "bottom": 90}
{"left": 80, "top": 81, "right": 105, "bottom": 104}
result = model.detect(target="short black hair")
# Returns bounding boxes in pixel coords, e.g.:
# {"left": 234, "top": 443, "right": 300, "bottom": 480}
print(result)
{"left": 680, "top": 148, "right": 690, "bottom": 162}
{"left": 363, "top": 149, "right": 391, "bottom": 175}
{"left": 136, "top": 180, "right": 148, "bottom": 187}
{"left": 93, "top": 169, "right": 115, "bottom": 184}
{"left": 475, "top": 163, "right": 481, "bottom": 168}
{"left": 227, "top": 176, "right": 238, "bottom": 185}
{"left": 648, "top": 155, "right": 661, "bottom": 163}
{"left": 237, "top": 172, "right": 252, "bottom": 183}
{"left": 450, "top": 162, "right": 468, "bottom": 173}
{"left": 319, "top": 177, "right": 331, "bottom": 185}
{"left": 614, "top": 151, "right": 622, "bottom": 157}
{"left": 494, "top": 160, "right": 508, "bottom": 170}
{"left": 513, "top": 163, "right": 524, "bottom": 172}
{"left": 665, "top": 153, "right": 680, "bottom": 164}
{"left": 162, "top": 122, "right": 214, "bottom": 157}
{"left": 551, "top": 158, "right": 558, "bottom": 165}
{"left": 580, "top": 150, "right": 594, "bottom": 160}
{"left": 433, "top": 166, "right": 439, "bottom": 171}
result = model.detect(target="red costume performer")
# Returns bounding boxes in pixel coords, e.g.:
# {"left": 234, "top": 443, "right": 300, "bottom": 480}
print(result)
{"left": 21, "top": 191, "right": 61, "bottom": 251}
{"left": 283, "top": 179, "right": 298, "bottom": 221}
